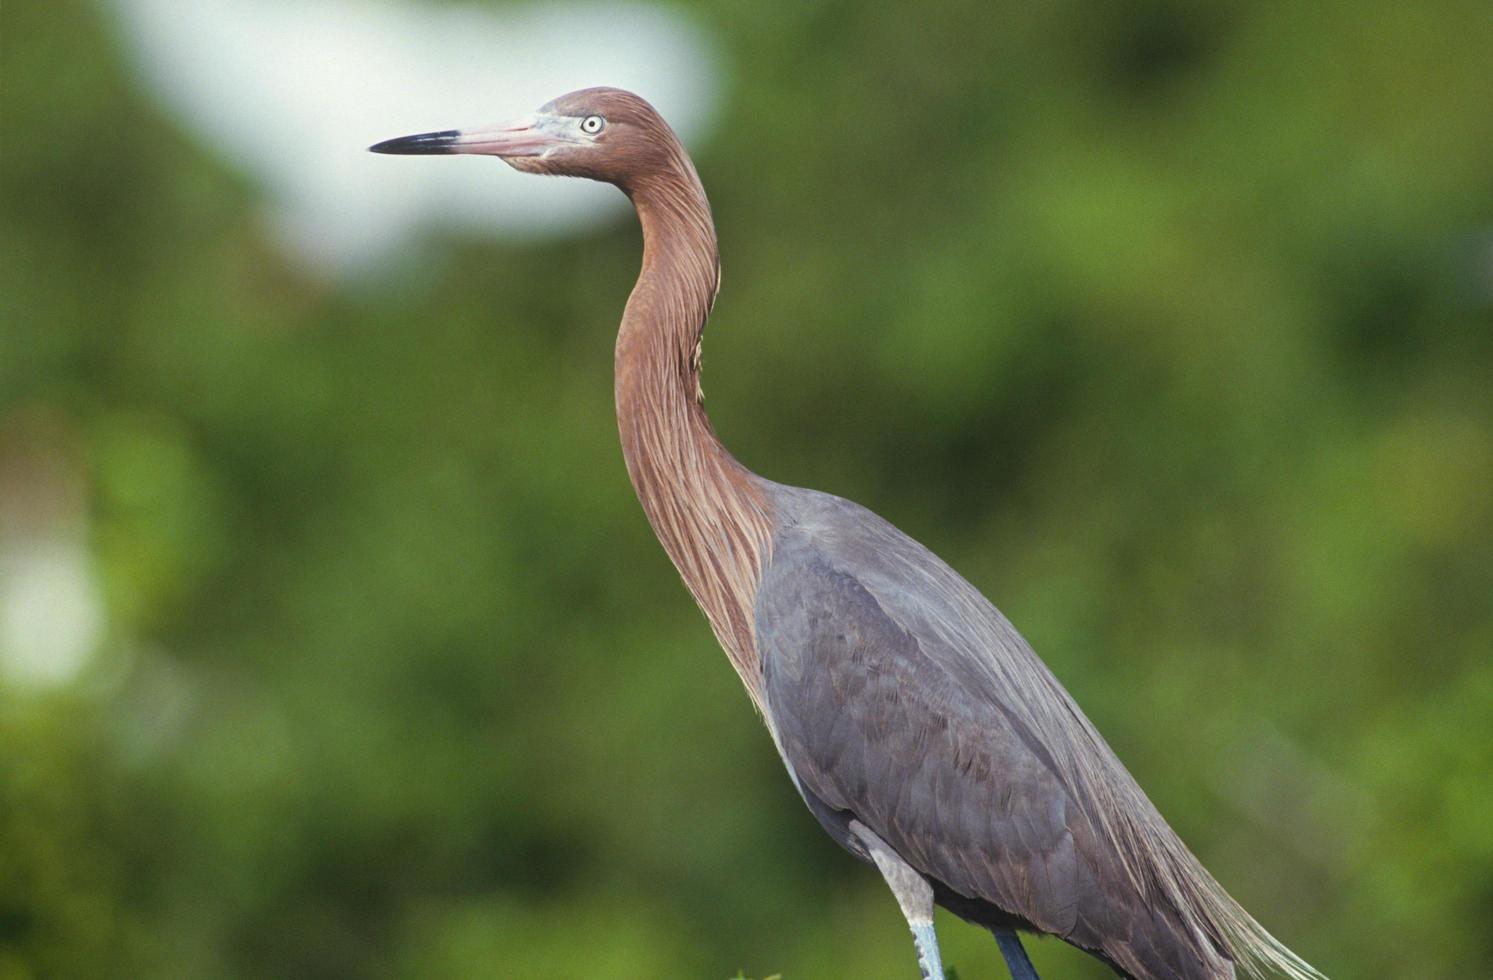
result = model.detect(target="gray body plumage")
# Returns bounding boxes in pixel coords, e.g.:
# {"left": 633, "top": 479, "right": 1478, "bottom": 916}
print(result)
{"left": 755, "top": 482, "right": 1238, "bottom": 979}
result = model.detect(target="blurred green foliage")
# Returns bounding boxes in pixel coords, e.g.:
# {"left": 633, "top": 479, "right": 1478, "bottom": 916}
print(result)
{"left": 3, "top": 0, "right": 1492, "bottom": 978}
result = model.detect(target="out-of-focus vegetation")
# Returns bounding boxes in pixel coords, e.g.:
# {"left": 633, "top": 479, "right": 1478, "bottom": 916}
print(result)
{"left": 3, "top": 1, "right": 1492, "bottom": 978}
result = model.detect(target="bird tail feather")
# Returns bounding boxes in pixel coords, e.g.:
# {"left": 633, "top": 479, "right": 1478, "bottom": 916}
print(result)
{"left": 1185, "top": 851, "right": 1325, "bottom": 980}
{"left": 1044, "top": 690, "right": 1325, "bottom": 980}
{"left": 1068, "top": 717, "right": 1327, "bottom": 980}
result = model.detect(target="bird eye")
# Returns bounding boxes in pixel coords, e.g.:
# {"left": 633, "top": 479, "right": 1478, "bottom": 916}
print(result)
{"left": 580, "top": 115, "right": 605, "bottom": 135}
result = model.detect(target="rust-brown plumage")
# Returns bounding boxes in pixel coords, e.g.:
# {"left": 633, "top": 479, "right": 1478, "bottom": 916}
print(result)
{"left": 512, "top": 89, "right": 776, "bottom": 703}
{"left": 371, "top": 88, "right": 1324, "bottom": 980}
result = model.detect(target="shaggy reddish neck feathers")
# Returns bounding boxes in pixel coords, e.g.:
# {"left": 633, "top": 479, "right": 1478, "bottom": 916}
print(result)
{"left": 614, "top": 144, "right": 775, "bottom": 706}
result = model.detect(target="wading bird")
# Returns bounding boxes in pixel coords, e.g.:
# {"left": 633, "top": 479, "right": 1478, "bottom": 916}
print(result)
{"left": 372, "top": 89, "right": 1322, "bottom": 980}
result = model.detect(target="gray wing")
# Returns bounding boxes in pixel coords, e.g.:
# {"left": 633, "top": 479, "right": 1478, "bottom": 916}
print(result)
{"left": 755, "top": 487, "right": 1230, "bottom": 980}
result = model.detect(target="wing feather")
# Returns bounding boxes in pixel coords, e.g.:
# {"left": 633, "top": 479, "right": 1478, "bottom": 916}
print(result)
{"left": 755, "top": 487, "right": 1244, "bottom": 980}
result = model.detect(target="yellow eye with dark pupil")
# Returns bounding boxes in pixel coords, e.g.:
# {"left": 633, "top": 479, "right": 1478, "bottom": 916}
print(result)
{"left": 581, "top": 115, "right": 604, "bottom": 134}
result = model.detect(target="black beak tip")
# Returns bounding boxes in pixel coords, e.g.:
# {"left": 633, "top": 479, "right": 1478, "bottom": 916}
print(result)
{"left": 368, "top": 130, "right": 460, "bottom": 155}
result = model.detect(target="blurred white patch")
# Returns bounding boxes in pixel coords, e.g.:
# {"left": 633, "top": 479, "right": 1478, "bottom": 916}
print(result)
{"left": 0, "top": 540, "right": 107, "bottom": 690}
{"left": 0, "top": 411, "right": 107, "bottom": 692}
{"left": 106, "top": 0, "right": 722, "bottom": 279}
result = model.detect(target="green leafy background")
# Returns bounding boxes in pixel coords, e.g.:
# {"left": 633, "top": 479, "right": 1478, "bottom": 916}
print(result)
{"left": 3, "top": 1, "right": 1491, "bottom": 977}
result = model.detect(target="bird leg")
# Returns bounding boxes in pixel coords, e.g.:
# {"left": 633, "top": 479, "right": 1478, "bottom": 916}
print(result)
{"left": 993, "top": 928, "right": 1040, "bottom": 980}
{"left": 850, "top": 820, "right": 944, "bottom": 980}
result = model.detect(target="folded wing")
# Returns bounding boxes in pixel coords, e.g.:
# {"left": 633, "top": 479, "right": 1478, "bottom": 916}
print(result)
{"left": 755, "top": 486, "right": 1236, "bottom": 980}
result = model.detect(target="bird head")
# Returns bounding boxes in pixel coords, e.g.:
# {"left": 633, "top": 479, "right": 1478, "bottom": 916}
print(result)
{"left": 369, "top": 87, "right": 682, "bottom": 190}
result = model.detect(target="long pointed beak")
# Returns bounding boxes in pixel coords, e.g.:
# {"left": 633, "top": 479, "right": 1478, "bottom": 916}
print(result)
{"left": 369, "top": 116, "right": 565, "bottom": 158}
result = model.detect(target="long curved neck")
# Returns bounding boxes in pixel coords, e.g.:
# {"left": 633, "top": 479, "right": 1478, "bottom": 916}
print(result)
{"left": 616, "top": 161, "right": 775, "bottom": 706}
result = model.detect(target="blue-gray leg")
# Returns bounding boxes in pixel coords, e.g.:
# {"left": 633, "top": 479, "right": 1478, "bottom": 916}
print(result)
{"left": 910, "top": 920, "right": 945, "bottom": 980}
{"left": 851, "top": 820, "right": 945, "bottom": 980}
{"left": 994, "top": 928, "right": 1039, "bottom": 980}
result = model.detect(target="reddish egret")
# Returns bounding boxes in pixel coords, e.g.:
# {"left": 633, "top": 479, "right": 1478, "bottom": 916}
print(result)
{"left": 372, "top": 89, "right": 1323, "bottom": 980}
